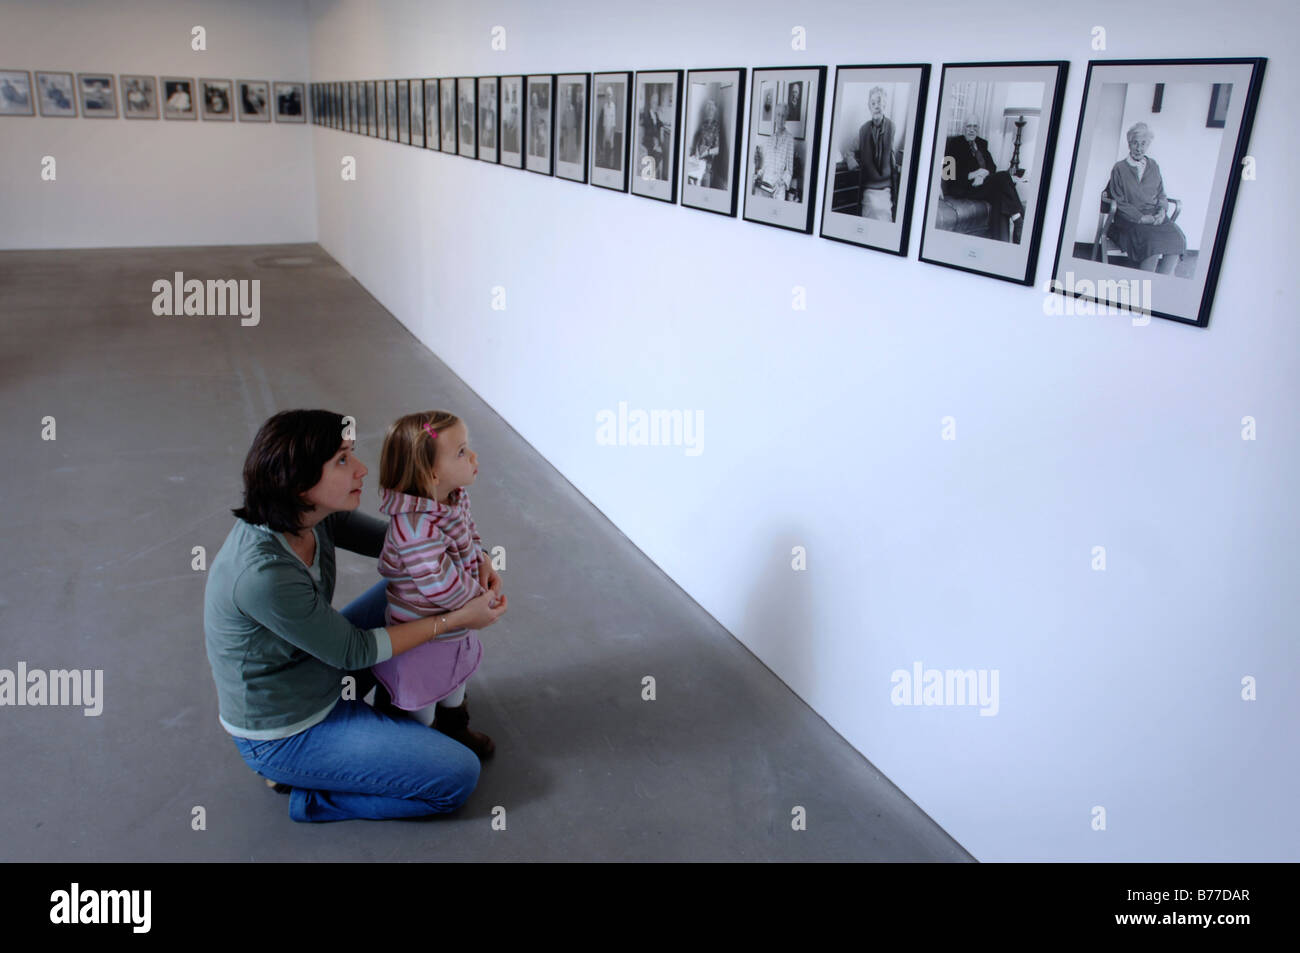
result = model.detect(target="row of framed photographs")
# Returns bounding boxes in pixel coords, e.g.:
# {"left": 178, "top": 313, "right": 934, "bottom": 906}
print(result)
{"left": 312, "top": 58, "right": 1264, "bottom": 327}
{"left": 0, "top": 69, "right": 307, "bottom": 122}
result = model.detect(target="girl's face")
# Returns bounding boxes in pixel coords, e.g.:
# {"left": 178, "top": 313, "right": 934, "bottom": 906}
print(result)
{"left": 432, "top": 421, "right": 478, "bottom": 496}
{"left": 302, "top": 440, "right": 367, "bottom": 517}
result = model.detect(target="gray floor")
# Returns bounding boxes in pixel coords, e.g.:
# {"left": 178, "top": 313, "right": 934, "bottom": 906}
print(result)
{"left": 0, "top": 244, "right": 973, "bottom": 861}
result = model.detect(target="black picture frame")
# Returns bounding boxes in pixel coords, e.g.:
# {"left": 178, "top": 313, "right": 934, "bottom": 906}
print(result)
{"left": 631, "top": 69, "right": 683, "bottom": 203}
{"left": 590, "top": 71, "right": 631, "bottom": 192}
{"left": 397, "top": 79, "right": 410, "bottom": 144}
{"left": 742, "top": 65, "right": 827, "bottom": 233}
{"left": 554, "top": 72, "right": 590, "bottom": 184}
{"left": 917, "top": 60, "right": 1068, "bottom": 285}
{"left": 439, "top": 78, "right": 456, "bottom": 152}
{"left": 478, "top": 76, "right": 499, "bottom": 163}
{"left": 422, "top": 79, "right": 436, "bottom": 147}
{"left": 456, "top": 77, "right": 476, "bottom": 158}
{"left": 681, "top": 67, "right": 747, "bottom": 217}
{"left": 499, "top": 75, "right": 525, "bottom": 168}
{"left": 525, "top": 74, "right": 554, "bottom": 175}
{"left": 819, "top": 63, "right": 931, "bottom": 256}
{"left": 1049, "top": 57, "right": 1266, "bottom": 328}
{"left": 410, "top": 77, "right": 425, "bottom": 147}
{"left": 376, "top": 79, "right": 387, "bottom": 139}
{"left": 386, "top": 80, "right": 398, "bottom": 142}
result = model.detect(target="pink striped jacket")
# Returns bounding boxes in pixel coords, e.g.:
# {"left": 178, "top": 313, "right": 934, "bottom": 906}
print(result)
{"left": 370, "top": 485, "right": 488, "bottom": 710}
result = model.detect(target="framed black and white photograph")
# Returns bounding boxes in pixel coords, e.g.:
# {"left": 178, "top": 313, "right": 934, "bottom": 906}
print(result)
{"left": 120, "top": 75, "right": 158, "bottom": 119}
{"left": 820, "top": 64, "right": 930, "bottom": 256}
{"left": 376, "top": 80, "right": 387, "bottom": 139}
{"left": 366, "top": 81, "right": 377, "bottom": 136}
{"left": 457, "top": 76, "right": 476, "bottom": 158}
{"left": 237, "top": 80, "right": 270, "bottom": 122}
{"left": 554, "top": 73, "right": 589, "bottom": 183}
{"left": 410, "top": 78, "right": 424, "bottom": 147}
{"left": 439, "top": 78, "right": 456, "bottom": 152}
{"left": 0, "top": 69, "right": 34, "bottom": 116}
{"left": 397, "top": 79, "right": 410, "bottom": 144}
{"left": 681, "top": 68, "right": 746, "bottom": 216}
{"left": 349, "top": 81, "right": 360, "bottom": 133}
{"left": 421, "top": 79, "right": 436, "bottom": 147}
{"left": 478, "top": 76, "right": 498, "bottom": 163}
{"left": 273, "top": 81, "right": 305, "bottom": 123}
{"left": 164, "top": 77, "right": 196, "bottom": 121}
{"left": 36, "top": 71, "right": 77, "bottom": 118}
{"left": 590, "top": 71, "right": 630, "bottom": 191}
{"left": 386, "top": 80, "right": 398, "bottom": 141}
{"left": 77, "top": 73, "right": 118, "bottom": 119}
{"left": 1050, "top": 58, "right": 1266, "bottom": 327}
{"left": 199, "top": 78, "right": 233, "bottom": 121}
{"left": 631, "top": 69, "right": 682, "bottom": 202}
{"left": 918, "top": 61, "right": 1068, "bottom": 285}
{"left": 499, "top": 75, "right": 524, "bottom": 168}
{"left": 742, "top": 66, "right": 827, "bottom": 232}
{"left": 525, "top": 74, "right": 553, "bottom": 175}
{"left": 359, "top": 81, "right": 371, "bottom": 133}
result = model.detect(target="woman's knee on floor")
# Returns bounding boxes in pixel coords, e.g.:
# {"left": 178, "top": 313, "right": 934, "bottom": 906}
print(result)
{"left": 414, "top": 745, "right": 481, "bottom": 811}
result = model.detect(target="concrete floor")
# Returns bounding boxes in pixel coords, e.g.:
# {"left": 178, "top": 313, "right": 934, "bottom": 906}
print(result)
{"left": 0, "top": 244, "right": 973, "bottom": 861}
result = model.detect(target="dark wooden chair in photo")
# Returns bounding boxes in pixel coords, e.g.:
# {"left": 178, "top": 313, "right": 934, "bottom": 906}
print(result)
{"left": 1093, "top": 187, "right": 1181, "bottom": 265}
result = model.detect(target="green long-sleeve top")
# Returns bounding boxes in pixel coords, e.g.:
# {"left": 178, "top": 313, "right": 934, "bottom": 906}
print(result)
{"left": 203, "top": 509, "right": 394, "bottom": 739}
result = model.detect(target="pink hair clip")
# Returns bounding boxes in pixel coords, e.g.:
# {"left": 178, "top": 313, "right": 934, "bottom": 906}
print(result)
{"left": 422, "top": 422, "right": 438, "bottom": 439}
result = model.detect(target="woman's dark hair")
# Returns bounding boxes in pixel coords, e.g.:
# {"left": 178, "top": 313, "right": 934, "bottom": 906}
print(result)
{"left": 232, "top": 409, "right": 347, "bottom": 532}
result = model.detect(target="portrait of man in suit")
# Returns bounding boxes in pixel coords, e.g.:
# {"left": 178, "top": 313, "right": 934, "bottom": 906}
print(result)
{"left": 941, "top": 115, "right": 1025, "bottom": 242}
{"left": 595, "top": 84, "right": 623, "bottom": 171}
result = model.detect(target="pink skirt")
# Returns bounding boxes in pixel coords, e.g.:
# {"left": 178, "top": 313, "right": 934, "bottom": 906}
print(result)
{"left": 371, "top": 630, "right": 483, "bottom": 710}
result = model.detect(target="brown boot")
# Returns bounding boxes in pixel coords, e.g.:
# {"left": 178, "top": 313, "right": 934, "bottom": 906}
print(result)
{"left": 433, "top": 694, "right": 495, "bottom": 760}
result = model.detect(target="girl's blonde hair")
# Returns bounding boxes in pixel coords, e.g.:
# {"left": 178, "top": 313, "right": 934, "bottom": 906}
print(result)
{"left": 379, "top": 410, "right": 461, "bottom": 498}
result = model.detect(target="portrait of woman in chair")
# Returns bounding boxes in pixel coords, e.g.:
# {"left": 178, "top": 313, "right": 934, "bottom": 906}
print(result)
{"left": 1104, "top": 122, "right": 1187, "bottom": 275}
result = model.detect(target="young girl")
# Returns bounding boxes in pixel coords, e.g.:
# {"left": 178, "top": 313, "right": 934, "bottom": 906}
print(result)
{"left": 370, "top": 410, "right": 503, "bottom": 760}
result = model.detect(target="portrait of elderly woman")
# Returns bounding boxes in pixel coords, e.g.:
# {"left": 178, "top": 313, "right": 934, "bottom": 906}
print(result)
{"left": 1103, "top": 122, "right": 1187, "bottom": 275}
{"left": 688, "top": 96, "right": 728, "bottom": 190}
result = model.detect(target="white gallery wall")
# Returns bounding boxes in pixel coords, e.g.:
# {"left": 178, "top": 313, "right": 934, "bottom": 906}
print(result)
{"left": 0, "top": 0, "right": 316, "bottom": 249}
{"left": 307, "top": 0, "right": 1300, "bottom": 862}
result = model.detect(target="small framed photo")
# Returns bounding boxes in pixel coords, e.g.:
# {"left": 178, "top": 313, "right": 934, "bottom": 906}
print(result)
{"left": 590, "top": 72, "right": 630, "bottom": 191}
{"left": 918, "top": 61, "right": 1068, "bottom": 285}
{"left": 478, "top": 76, "right": 498, "bottom": 163}
{"left": 349, "top": 81, "right": 359, "bottom": 133}
{"left": 631, "top": 69, "right": 682, "bottom": 202}
{"left": 499, "top": 75, "right": 524, "bottom": 167}
{"left": 410, "top": 78, "right": 425, "bottom": 147}
{"left": 421, "top": 79, "right": 437, "bottom": 148}
{"left": 237, "top": 79, "right": 271, "bottom": 122}
{"left": 742, "top": 66, "right": 827, "bottom": 232}
{"left": 77, "top": 73, "right": 118, "bottom": 118}
{"left": 457, "top": 77, "right": 477, "bottom": 158}
{"left": 199, "top": 78, "right": 233, "bottom": 121}
{"left": 365, "top": 81, "right": 376, "bottom": 136}
{"left": 525, "top": 74, "right": 553, "bottom": 174}
{"left": 1050, "top": 58, "right": 1266, "bottom": 327}
{"left": 376, "top": 80, "right": 388, "bottom": 139}
{"left": 164, "top": 77, "right": 197, "bottom": 121}
{"left": 554, "top": 73, "right": 589, "bottom": 183}
{"left": 36, "top": 71, "right": 77, "bottom": 118}
{"left": 120, "top": 75, "right": 158, "bottom": 119}
{"left": 439, "top": 78, "right": 456, "bottom": 152}
{"left": 273, "top": 82, "right": 306, "bottom": 122}
{"left": 681, "top": 68, "right": 746, "bottom": 216}
{"left": 397, "top": 79, "right": 410, "bottom": 144}
{"left": 0, "top": 69, "right": 33, "bottom": 116}
{"left": 386, "top": 80, "right": 398, "bottom": 141}
{"left": 820, "top": 64, "right": 931, "bottom": 256}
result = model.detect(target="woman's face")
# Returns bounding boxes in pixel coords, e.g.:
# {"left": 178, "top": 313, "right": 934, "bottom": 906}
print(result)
{"left": 1128, "top": 132, "right": 1151, "bottom": 160}
{"left": 302, "top": 440, "right": 367, "bottom": 516}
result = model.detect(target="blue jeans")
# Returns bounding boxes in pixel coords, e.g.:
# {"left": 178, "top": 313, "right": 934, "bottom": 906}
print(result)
{"left": 231, "top": 580, "right": 481, "bottom": 822}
